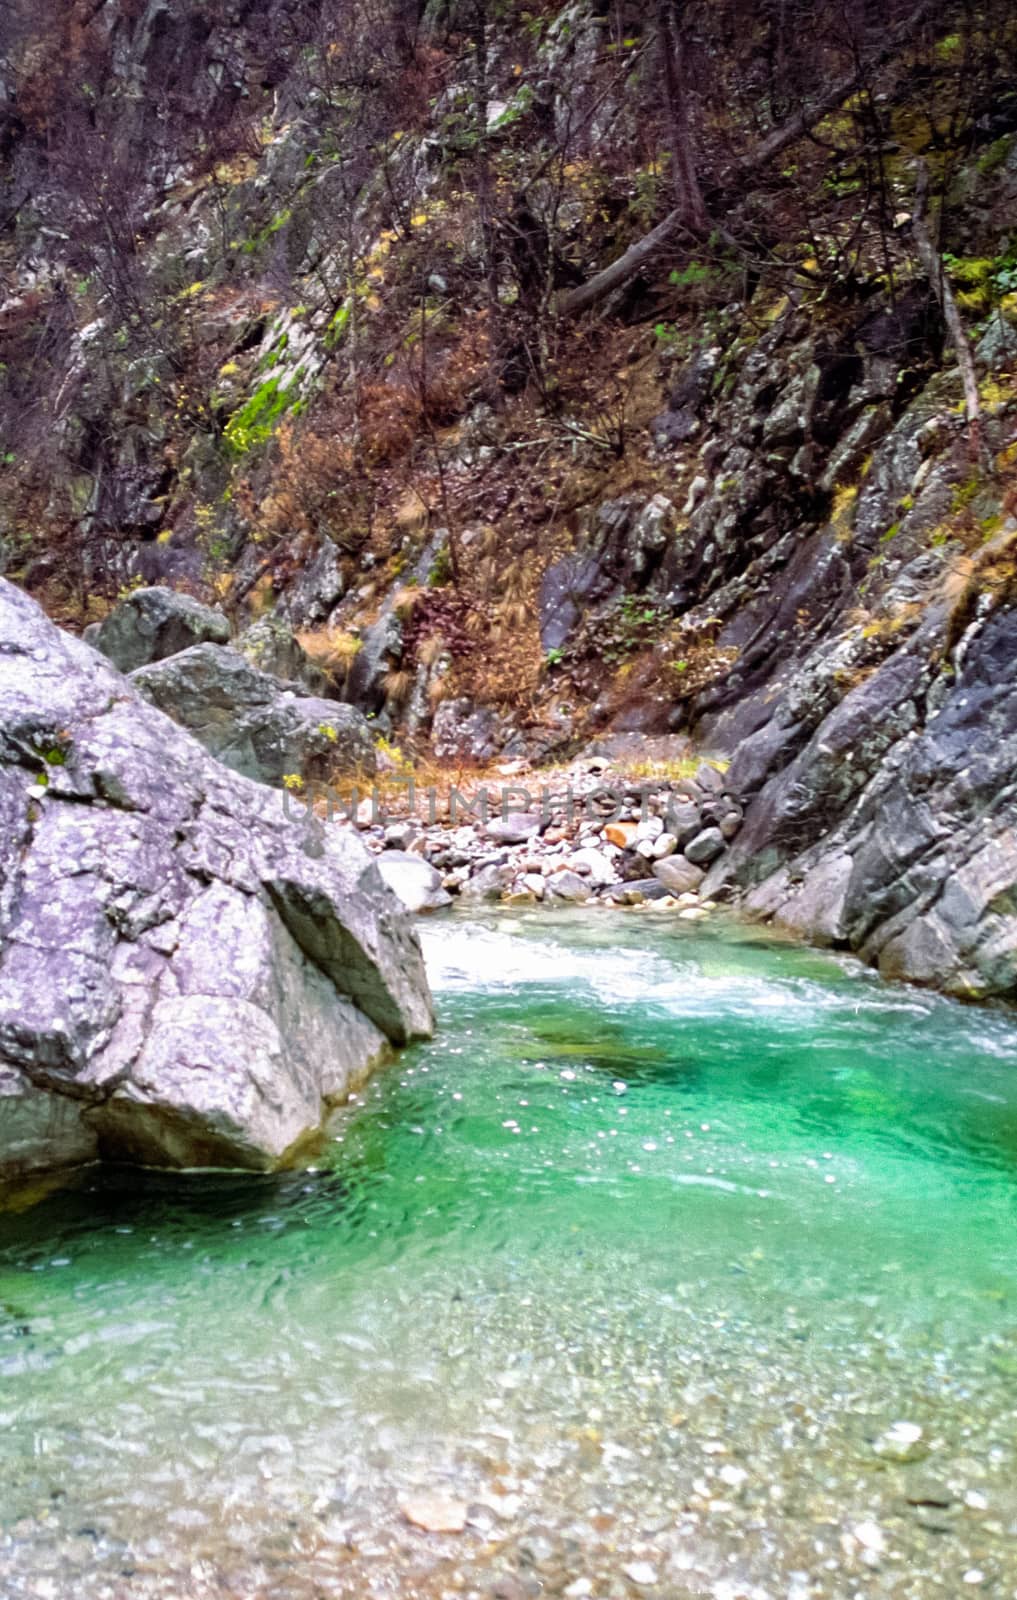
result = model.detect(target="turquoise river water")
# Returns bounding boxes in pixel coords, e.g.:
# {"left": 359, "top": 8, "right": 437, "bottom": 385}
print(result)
{"left": 1, "top": 910, "right": 1017, "bottom": 1600}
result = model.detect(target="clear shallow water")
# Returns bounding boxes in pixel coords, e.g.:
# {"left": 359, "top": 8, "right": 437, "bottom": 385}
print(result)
{"left": 2, "top": 910, "right": 1017, "bottom": 1600}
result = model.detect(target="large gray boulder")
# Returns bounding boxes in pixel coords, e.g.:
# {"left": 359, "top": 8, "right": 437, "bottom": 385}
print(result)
{"left": 90, "top": 585, "right": 231, "bottom": 672}
{"left": 0, "top": 578, "right": 432, "bottom": 1183}
{"left": 132, "top": 644, "right": 376, "bottom": 784}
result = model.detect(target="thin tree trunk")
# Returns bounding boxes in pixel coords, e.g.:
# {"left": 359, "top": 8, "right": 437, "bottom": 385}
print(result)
{"left": 656, "top": 0, "right": 707, "bottom": 230}
{"left": 468, "top": 0, "right": 502, "bottom": 397}
{"left": 911, "top": 160, "right": 983, "bottom": 464}
{"left": 557, "top": 0, "right": 939, "bottom": 319}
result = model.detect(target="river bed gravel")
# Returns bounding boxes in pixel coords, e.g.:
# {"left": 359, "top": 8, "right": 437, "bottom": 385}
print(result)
{"left": 2, "top": 911, "right": 1017, "bottom": 1600}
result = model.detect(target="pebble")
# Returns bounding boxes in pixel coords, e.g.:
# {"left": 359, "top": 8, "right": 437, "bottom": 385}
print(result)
{"left": 718, "top": 1464, "right": 748, "bottom": 1489}
{"left": 621, "top": 1560, "right": 658, "bottom": 1586}
{"left": 603, "top": 821, "right": 639, "bottom": 849}
{"left": 852, "top": 1520, "right": 886, "bottom": 1554}
{"left": 400, "top": 1492, "right": 468, "bottom": 1533}
{"left": 873, "top": 1421, "right": 928, "bottom": 1462}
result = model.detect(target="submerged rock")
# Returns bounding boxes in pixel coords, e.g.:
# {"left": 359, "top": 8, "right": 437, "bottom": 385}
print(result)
{"left": 873, "top": 1422, "right": 928, "bottom": 1463}
{"left": 400, "top": 1492, "right": 468, "bottom": 1534}
{"left": 0, "top": 578, "right": 432, "bottom": 1183}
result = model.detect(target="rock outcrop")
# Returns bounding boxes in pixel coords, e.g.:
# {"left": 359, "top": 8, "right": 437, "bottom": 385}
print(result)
{"left": 89, "top": 585, "right": 231, "bottom": 672}
{"left": 235, "top": 615, "right": 332, "bottom": 696}
{"left": 0, "top": 579, "right": 432, "bottom": 1183}
{"left": 706, "top": 598, "right": 1017, "bottom": 1000}
{"left": 132, "top": 644, "right": 376, "bottom": 784}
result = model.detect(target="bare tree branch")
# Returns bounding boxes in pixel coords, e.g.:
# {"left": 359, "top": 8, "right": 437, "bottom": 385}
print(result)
{"left": 556, "top": 0, "right": 940, "bottom": 319}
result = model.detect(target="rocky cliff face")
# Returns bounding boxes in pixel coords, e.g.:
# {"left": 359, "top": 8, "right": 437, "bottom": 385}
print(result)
{"left": 2, "top": 0, "right": 1017, "bottom": 1002}
{"left": 713, "top": 599, "right": 1017, "bottom": 999}
{"left": 0, "top": 578, "right": 432, "bottom": 1183}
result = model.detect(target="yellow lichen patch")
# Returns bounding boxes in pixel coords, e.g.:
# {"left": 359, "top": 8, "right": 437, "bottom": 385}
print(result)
{"left": 956, "top": 288, "right": 992, "bottom": 316}
{"left": 759, "top": 294, "right": 789, "bottom": 324}
{"left": 213, "top": 154, "right": 258, "bottom": 186}
{"left": 979, "top": 377, "right": 1016, "bottom": 408}
{"left": 832, "top": 483, "right": 860, "bottom": 542}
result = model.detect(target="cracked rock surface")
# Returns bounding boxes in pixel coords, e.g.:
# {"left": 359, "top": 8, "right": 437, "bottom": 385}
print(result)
{"left": 707, "top": 603, "right": 1017, "bottom": 999}
{"left": 0, "top": 579, "right": 432, "bottom": 1183}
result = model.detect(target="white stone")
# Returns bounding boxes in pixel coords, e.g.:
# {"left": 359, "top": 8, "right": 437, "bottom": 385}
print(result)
{"left": 852, "top": 1521, "right": 885, "bottom": 1554}
{"left": 873, "top": 1421, "right": 926, "bottom": 1461}
{"left": 718, "top": 1464, "right": 748, "bottom": 1488}
{"left": 621, "top": 1562, "right": 658, "bottom": 1587}
{"left": 682, "top": 474, "right": 708, "bottom": 516}
{"left": 635, "top": 816, "right": 664, "bottom": 841}
{"left": 569, "top": 847, "right": 617, "bottom": 887}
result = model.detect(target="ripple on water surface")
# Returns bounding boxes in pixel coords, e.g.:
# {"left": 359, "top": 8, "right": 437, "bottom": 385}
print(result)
{"left": 2, "top": 909, "right": 1017, "bottom": 1599}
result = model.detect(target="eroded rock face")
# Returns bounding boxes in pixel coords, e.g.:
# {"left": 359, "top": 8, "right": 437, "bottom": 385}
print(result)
{"left": 90, "top": 585, "right": 231, "bottom": 672}
{"left": 235, "top": 615, "right": 331, "bottom": 697}
{"left": 709, "top": 604, "right": 1017, "bottom": 1000}
{"left": 431, "top": 698, "right": 507, "bottom": 764}
{"left": 131, "top": 644, "right": 376, "bottom": 784}
{"left": 538, "top": 494, "right": 676, "bottom": 653}
{"left": 0, "top": 578, "right": 432, "bottom": 1183}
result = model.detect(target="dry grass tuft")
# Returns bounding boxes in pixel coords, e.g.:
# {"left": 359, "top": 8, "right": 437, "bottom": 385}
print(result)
{"left": 383, "top": 668, "right": 414, "bottom": 706}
